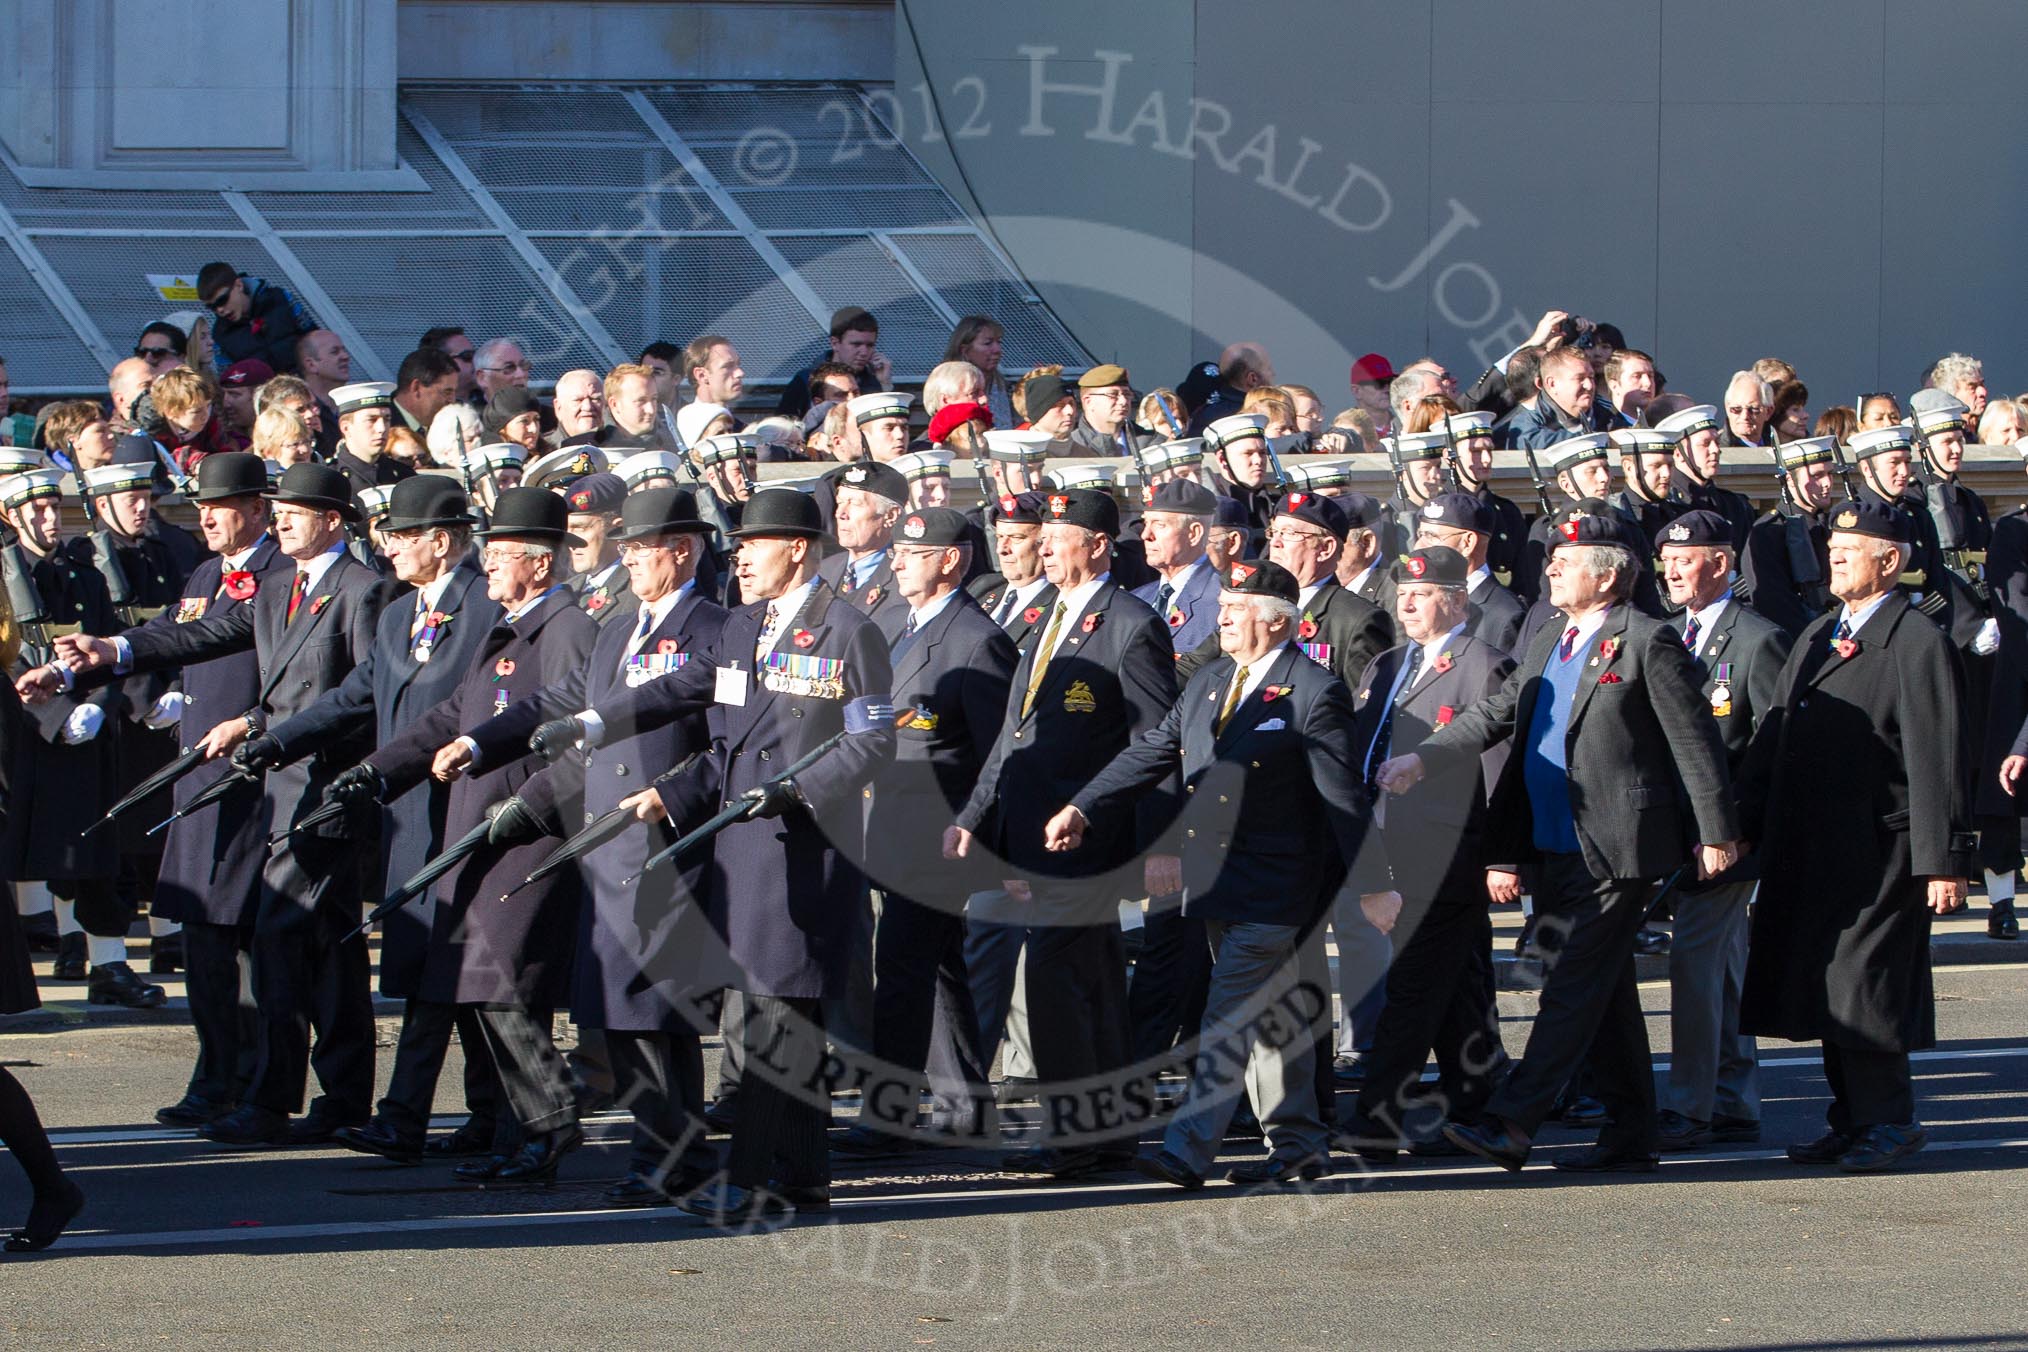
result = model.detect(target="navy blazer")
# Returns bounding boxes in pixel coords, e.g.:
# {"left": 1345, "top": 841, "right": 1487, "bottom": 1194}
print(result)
{"left": 1133, "top": 559, "right": 1220, "bottom": 655}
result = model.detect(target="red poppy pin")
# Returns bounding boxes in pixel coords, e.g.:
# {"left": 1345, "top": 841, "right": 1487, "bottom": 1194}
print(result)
{"left": 1404, "top": 554, "right": 1428, "bottom": 579}
{"left": 1022, "top": 606, "right": 1042, "bottom": 625}
{"left": 792, "top": 629, "right": 816, "bottom": 648}
{"left": 1598, "top": 636, "right": 1620, "bottom": 662}
{"left": 249, "top": 317, "right": 265, "bottom": 335}
{"left": 308, "top": 594, "right": 330, "bottom": 616}
{"left": 222, "top": 570, "right": 257, "bottom": 601}
{"left": 1833, "top": 637, "right": 1859, "bottom": 660}
{"left": 1167, "top": 610, "right": 1183, "bottom": 628}
{"left": 864, "top": 585, "right": 884, "bottom": 607}
{"left": 1598, "top": 671, "right": 1623, "bottom": 685}
{"left": 495, "top": 657, "right": 516, "bottom": 680}
{"left": 1298, "top": 618, "right": 1317, "bottom": 640}
{"left": 1262, "top": 685, "right": 1291, "bottom": 703}
{"left": 1433, "top": 651, "right": 1454, "bottom": 675}
{"left": 1435, "top": 704, "right": 1455, "bottom": 726}
{"left": 656, "top": 638, "right": 679, "bottom": 655}
{"left": 1081, "top": 613, "right": 1100, "bottom": 634}
{"left": 586, "top": 594, "right": 607, "bottom": 612}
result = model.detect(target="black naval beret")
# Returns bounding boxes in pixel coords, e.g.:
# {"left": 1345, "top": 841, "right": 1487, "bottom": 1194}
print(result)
{"left": 1210, "top": 496, "right": 1251, "bottom": 529}
{"left": 1336, "top": 492, "right": 1384, "bottom": 531}
{"left": 1044, "top": 487, "right": 1120, "bottom": 536}
{"left": 562, "top": 471, "right": 626, "bottom": 516}
{"left": 1220, "top": 557, "right": 1300, "bottom": 605}
{"left": 897, "top": 505, "right": 970, "bottom": 546}
{"left": 1549, "top": 512, "right": 1625, "bottom": 550}
{"left": 833, "top": 460, "right": 909, "bottom": 503}
{"left": 1391, "top": 544, "right": 1470, "bottom": 587}
{"left": 1273, "top": 489, "right": 1348, "bottom": 539}
{"left": 1145, "top": 479, "right": 1218, "bottom": 517}
{"left": 1654, "top": 508, "right": 1733, "bottom": 550}
{"left": 1419, "top": 492, "right": 1493, "bottom": 534}
{"left": 1824, "top": 499, "right": 1911, "bottom": 544}
{"left": 995, "top": 490, "right": 1048, "bottom": 525}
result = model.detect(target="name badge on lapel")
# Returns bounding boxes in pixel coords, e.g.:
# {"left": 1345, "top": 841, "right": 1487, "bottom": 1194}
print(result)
{"left": 714, "top": 665, "right": 750, "bottom": 707}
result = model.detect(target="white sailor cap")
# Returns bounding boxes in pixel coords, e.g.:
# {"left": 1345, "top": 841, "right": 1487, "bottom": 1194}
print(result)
{"left": 1653, "top": 404, "right": 1721, "bottom": 441}
{"left": 355, "top": 484, "right": 396, "bottom": 523}
{"left": 847, "top": 391, "right": 912, "bottom": 426}
{"left": 0, "top": 448, "right": 46, "bottom": 476}
{"left": 1391, "top": 431, "right": 1449, "bottom": 463}
{"left": 1547, "top": 432, "right": 1613, "bottom": 473}
{"left": 1044, "top": 463, "right": 1118, "bottom": 492}
{"left": 890, "top": 450, "right": 954, "bottom": 482}
{"left": 81, "top": 462, "right": 155, "bottom": 496}
{"left": 2, "top": 469, "right": 66, "bottom": 509}
{"left": 695, "top": 433, "right": 758, "bottom": 467}
{"left": 330, "top": 382, "right": 396, "bottom": 416}
{"left": 1848, "top": 425, "right": 1914, "bottom": 460}
{"left": 1609, "top": 427, "right": 1675, "bottom": 455}
{"left": 614, "top": 449, "right": 684, "bottom": 487}
{"left": 1913, "top": 401, "right": 1970, "bottom": 437}
{"left": 983, "top": 429, "right": 1053, "bottom": 463}
{"left": 1441, "top": 410, "right": 1498, "bottom": 441}
{"left": 1776, "top": 435, "right": 1840, "bottom": 471}
{"left": 1142, "top": 438, "right": 1208, "bottom": 474}
{"left": 1288, "top": 459, "right": 1353, "bottom": 490}
{"left": 1203, "top": 413, "right": 1269, "bottom": 453}
{"left": 467, "top": 441, "right": 528, "bottom": 480}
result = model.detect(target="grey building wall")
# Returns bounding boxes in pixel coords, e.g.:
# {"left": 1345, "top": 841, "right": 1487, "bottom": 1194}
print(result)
{"left": 895, "top": 0, "right": 2028, "bottom": 410}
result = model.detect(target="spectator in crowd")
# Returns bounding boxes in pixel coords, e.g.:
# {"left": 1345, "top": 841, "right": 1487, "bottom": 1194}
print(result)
{"left": 1139, "top": 387, "right": 1187, "bottom": 440}
{"left": 427, "top": 403, "right": 483, "bottom": 473}
{"left": 1242, "top": 387, "right": 1298, "bottom": 439}
{"left": 1769, "top": 379, "right": 1810, "bottom": 442}
{"left": 257, "top": 375, "right": 338, "bottom": 460}
{"left": 1068, "top": 365, "right": 1154, "bottom": 458}
{"left": 216, "top": 360, "right": 272, "bottom": 443}
{"left": 251, "top": 404, "right": 316, "bottom": 468}
{"left": 1186, "top": 341, "right": 1274, "bottom": 434}
{"left": 161, "top": 311, "right": 217, "bottom": 380}
{"left": 1017, "top": 371, "right": 1078, "bottom": 440}
{"left": 383, "top": 426, "right": 429, "bottom": 469}
{"left": 133, "top": 322, "right": 189, "bottom": 378}
{"left": 1722, "top": 372, "right": 1772, "bottom": 447}
{"left": 1815, "top": 406, "right": 1858, "bottom": 445}
{"left": 683, "top": 334, "right": 744, "bottom": 408}
{"left": 1388, "top": 367, "right": 1442, "bottom": 437}
{"left": 945, "top": 316, "right": 1013, "bottom": 430}
{"left": 149, "top": 367, "right": 238, "bottom": 469}
{"left": 1857, "top": 392, "right": 1903, "bottom": 430}
{"left": 1501, "top": 347, "right": 1611, "bottom": 450}
{"left": 1755, "top": 357, "right": 1797, "bottom": 388}
{"left": 391, "top": 348, "right": 461, "bottom": 437}
{"left": 484, "top": 387, "right": 545, "bottom": 456}
{"left": 40, "top": 400, "right": 120, "bottom": 474}
{"left": 1604, "top": 349, "right": 1659, "bottom": 421}
{"left": 1348, "top": 352, "right": 1397, "bottom": 436}
{"left": 474, "top": 339, "right": 532, "bottom": 401}
{"left": 1977, "top": 399, "right": 2027, "bottom": 446}
{"left": 1929, "top": 353, "right": 1988, "bottom": 424}
{"left": 419, "top": 325, "right": 480, "bottom": 401}
{"left": 197, "top": 262, "right": 316, "bottom": 375}
{"left": 552, "top": 369, "right": 608, "bottom": 444}
{"left": 747, "top": 415, "right": 805, "bottom": 462}
{"left": 296, "top": 331, "right": 351, "bottom": 432}
{"left": 777, "top": 307, "right": 891, "bottom": 417}
{"left": 811, "top": 401, "right": 854, "bottom": 461}
{"left": 636, "top": 340, "right": 682, "bottom": 408}
{"left": 921, "top": 361, "right": 986, "bottom": 418}
{"left": 675, "top": 401, "right": 734, "bottom": 450}
{"left": 1282, "top": 383, "right": 1325, "bottom": 435}
{"left": 803, "top": 361, "right": 861, "bottom": 409}
{"left": 596, "top": 364, "right": 664, "bottom": 451}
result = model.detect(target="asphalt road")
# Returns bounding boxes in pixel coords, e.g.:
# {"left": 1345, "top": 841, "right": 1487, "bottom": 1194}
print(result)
{"left": 4, "top": 958, "right": 2028, "bottom": 1350}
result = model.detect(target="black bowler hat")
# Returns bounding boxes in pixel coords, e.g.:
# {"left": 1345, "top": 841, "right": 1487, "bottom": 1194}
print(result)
{"left": 609, "top": 486, "right": 718, "bottom": 542}
{"left": 266, "top": 463, "right": 361, "bottom": 522}
{"left": 1273, "top": 489, "right": 1349, "bottom": 540}
{"left": 1144, "top": 480, "right": 1218, "bottom": 517}
{"left": 896, "top": 506, "right": 970, "bottom": 546}
{"left": 1220, "top": 558, "right": 1300, "bottom": 605}
{"left": 473, "top": 486, "right": 586, "bottom": 547}
{"left": 190, "top": 451, "right": 269, "bottom": 503}
{"left": 382, "top": 474, "right": 476, "bottom": 532}
{"left": 1654, "top": 509, "right": 1732, "bottom": 551}
{"left": 1419, "top": 492, "right": 1493, "bottom": 534}
{"left": 726, "top": 487, "right": 826, "bottom": 540}
{"left": 1825, "top": 499, "right": 1911, "bottom": 544}
{"left": 1392, "top": 544, "right": 1470, "bottom": 587}
{"left": 1043, "top": 487, "right": 1119, "bottom": 537}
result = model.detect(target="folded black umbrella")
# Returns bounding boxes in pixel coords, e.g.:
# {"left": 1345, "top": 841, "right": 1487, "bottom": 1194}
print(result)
{"left": 344, "top": 814, "right": 496, "bottom": 943}
{"left": 84, "top": 745, "right": 204, "bottom": 837}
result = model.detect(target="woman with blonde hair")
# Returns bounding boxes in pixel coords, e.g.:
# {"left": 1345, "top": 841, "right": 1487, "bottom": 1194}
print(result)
{"left": 251, "top": 403, "right": 316, "bottom": 468}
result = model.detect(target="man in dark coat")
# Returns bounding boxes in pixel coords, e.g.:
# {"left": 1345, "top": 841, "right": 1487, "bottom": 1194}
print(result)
{"left": 1981, "top": 484, "right": 2028, "bottom": 938}
{"left": 0, "top": 470, "right": 155, "bottom": 1005}
{"left": 261, "top": 475, "right": 503, "bottom": 1162}
{"left": 529, "top": 487, "right": 896, "bottom": 1225}
{"left": 139, "top": 454, "right": 289, "bottom": 1126}
{"left": 819, "top": 460, "right": 913, "bottom": 643}
{"left": 1439, "top": 409, "right": 1529, "bottom": 588}
{"left": 1340, "top": 547, "right": 1515, "bottom": 1160}
{"left": 1411, "top": 492, "right": 1526, "bottom": 656}
{"left": 1740, "top": 436, "right": 1843, "bottom": 638}
{"left": 43, "top": 464, "right": 387, "bottom": 1146}
{"left": 836, "top": 507, "right": 1015, "bottom": 1157}
{"left": 1742, "top": 500, "right": 1975, "bottom": 1173}
{"left": 1049, "top": 559, "right": 1398, "bottom": 1188}
{"left": 340, "top": 488, "right": 598, "bottom": 1185}
{"left": 1654, "top": 401, "right": 1756, "bottom": 550}
{"left": 949, "top": 489, "right": 1178, "bottom": 1180}
{"left": 1652, "top": 511, "right": 1792, "bottom": 1151}
{"left": 1377, "top": 512, "right": 1741, "bottom": 1173}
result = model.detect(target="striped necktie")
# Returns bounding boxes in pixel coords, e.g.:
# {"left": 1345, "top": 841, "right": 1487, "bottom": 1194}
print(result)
{"left": 1019, "top": 601, "right": 1068, "bottom": 718}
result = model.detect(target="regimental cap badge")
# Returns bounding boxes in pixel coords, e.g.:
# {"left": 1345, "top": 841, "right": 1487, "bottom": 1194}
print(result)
{"left": 1425, "top": 502, "right": 1445, "bottom": 520}
{"left": 998, "top": 494, "right": 1017, "bottom": 513}
{"left": 1048, "top": 494, "right": 1069, "bottom": 517}
{"left": 1229, "top": 562, "right": 1256, "bottom": 586}
{"left": 570, "top": 488, "right": 592, "bottom": 510}
{"left": 1285, "top": 491, "right": 1308, "bottom": 510}
{"left": 1834, "top": 507, "right": 1859, "bottom": 529}
{"left": 902, "top": 514, "right": 926, "bottom": 539}
{"left": 1667, "top": 523, "right": 1690, "bottom": 542}
{"left": 845, "top": 466, "right": 868, "bottom": 483}
{"left": 1560, "top": 518, "right": 1581, "bottom": 542}
{"left": 1404, "top": 554, "right": 1427, "bottom": 578}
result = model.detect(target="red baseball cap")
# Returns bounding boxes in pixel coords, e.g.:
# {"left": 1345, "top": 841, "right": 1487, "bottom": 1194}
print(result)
{"left": 1348, "top": 352, "right": 1395, "bottom": 386}
{"left": 219, "top": 358, "right": 275, "bottom": 388}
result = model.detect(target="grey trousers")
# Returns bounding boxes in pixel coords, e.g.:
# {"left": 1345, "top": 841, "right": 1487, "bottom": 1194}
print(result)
{"left": 1660, "top": 880, "right": 1761, "bottom": 1123}
{"left": 1162, "top": 919, "right": 1328, "bottom": 1174}
{"left": 963, "top": 890, "right": 1037, "bottom": 1080}
{"left": 1330, "top": 889, "right": 1392, "bottom": 1057}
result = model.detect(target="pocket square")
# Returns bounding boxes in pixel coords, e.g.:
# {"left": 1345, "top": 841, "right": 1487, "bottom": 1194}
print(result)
{"left": 1257, "top": 717, "right": 1287, "bottom": 731}
{"left": 1597, "top": 672, "right": 1623, "bottom": 685}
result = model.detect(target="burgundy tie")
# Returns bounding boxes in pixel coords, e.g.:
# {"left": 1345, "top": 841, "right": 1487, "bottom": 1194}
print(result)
{"left": 286, "top": 571, "right": 308, "bottom": 624}
{"left": 1558, "top": 625, "right": 1579, "bottom": 660}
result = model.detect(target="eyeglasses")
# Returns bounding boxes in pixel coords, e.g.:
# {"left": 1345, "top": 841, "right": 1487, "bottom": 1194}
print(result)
{"left": 201, "top": 286, "right": 235, "bottom": 313}
{"left": 481, "top": 545, "right": 539, "bottom": 564}
{"left": 617, "top": 540, "right": 677, "bottom": 556}
{"left": 446, "top": 349, "right": 476, "bottom": 365}
{"left": 1266, "top": 527, "right": 1328, "bottom": 546}
{"left": 135, "top": 346, "right": 177, "bottom": 360}
{"left": 1726, "top": 405, "right": 1764, "bottom": 417}
{"left": 478, "top": 361, "right": 531, "bottom": 376}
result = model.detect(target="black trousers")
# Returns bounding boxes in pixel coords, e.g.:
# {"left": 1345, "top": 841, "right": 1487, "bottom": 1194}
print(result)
{"left": 1356, "top": 882, "right": 1508, "bottom": 1133}
{"left": 1822, "top": 1042, "right": 1915, "bottom": 1132}
{"left": 728, "top": 995, "right": 831, "bottom": 1192}
{"left": 1126, "top": 896, "right": 1211, "bottom": 1067}
{"left": 607, "top": 1029, "right": 717, "bottom": 1181}
{"left": 471, "top": 1004, "right": 574, "bottom": 1137}
{"left": 377, "top": 1000, "right": 506, "bottom": 1148}
{"left": 1483, "top": 851, "right": 1658, "bottom": 1153}
{"left": 247, "top": 915, "right": 375, "bottom": 1119}
{"left": 711, "top": 988, "right": 746, "bottom": 1107}
{"left": 181, "top": 920, "right": 257, "bottom": 1105}
{"left": 1026, "top": 892, "right": 1132, "bottom": 1154}
{"left": 51, "top": 877, "right": 132, "bottom": 940}
{"left": 867, "top": 890, "right": 990, "bottom": 1134}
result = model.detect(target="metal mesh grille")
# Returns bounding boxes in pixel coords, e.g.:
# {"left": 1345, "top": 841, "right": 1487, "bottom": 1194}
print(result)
{"left": 35, "top": 235, "right": 283, "bottom": 359}
{"left": 244, "top": 125, "right": 488, "bottom": 231}
{"left": 283, "top": 236, "right": 608, "bottom": 381}
{"left": 528, "top": 235, "right": 814, "bottom": 382}
{"left": 886, "top": 233, "right": 1081, "bottom": 374}
{"left": 0, "top": 247, "right": 106, "bottom": 391}
{"left": 650, "top": 89, "right": 870, "bottom": 143}
{"left": 0, "top": 177, "right": 242, "bottom": 233}
{"left": 770, "top": 235, "right": 954, "bottom": 383}
{"left": 738, "top": 188, "right": 963, "bottom": 231}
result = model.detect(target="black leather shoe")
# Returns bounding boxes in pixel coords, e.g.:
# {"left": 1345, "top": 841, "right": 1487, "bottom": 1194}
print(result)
{"left": 156, "top": 1094, "right": 235, "bottom": 1128}
{"left": 87, "top": 963, "right": 167, "bottom": 1009}
{"left": 1557, "top": 1095, "right": 1610, "bottom": 1128}
{"left": 1631, "top": 927, "right": 1671, "bottom": 956}
{"left": 1407, "top": 1134, "right": 1468, "bottom": 1158}
{"left": 605, "top": 1171, "right": 685, "bottom": 1208}
{"left": 1656, "top": 1110, "right": 1713, "bottom": 1152}
{"left": 1837, "top": 1122, "right": 1928, "bottom": 1173}
{"left": 1333, "top": 1115, "right": 1403, "bottom": 1164}
{"left": 491, "top": 1124, "right": 584, "bottom": 1186}
{"left": 285, "top": 1109, "right": 366, "bottom": 1147}
{"left": 19, "top": 911, "right": 58, "bottom": 954}
{"left": 1003, "top": 1145, "right": 1124, "bottom": 1180}
{"left": 1553, "top": 1144, "right": 1659, "bottom": 1173}
{"left": 52, "top": 933, "right": 85, "bottom": 981}
{"left": 680, "top": 1180, "right": 793, "bottom": 1228}
{"left": 334, "top": 1122, "right": 425, "bottom": 1164}
{"left": 1133, "top": 1149, "right": 1205, "bottom": 1191}
{"left": 1227, "top": 1152, "right": 1332, "bottom": 1185}
{"left": 1988, "top": 901, "right": 2019, "bottom": 940}
{"left": 1785, "top": 1129, "right": 1855, "bottom": 1165}
{"left": 1227, "top": 1104, "right": 1264, "bottom": 1139}
{"left": 148, "top": 932, "right": 185, "bottom": 975}
{"left": 830, "top": 1124, "right": 922, "bottom": 1161}
{"left": 198, "top": 1104, "right": 289, "bottom": 1146}
{"left": 5, "top": 1180, "right": 85, "bottom": 1254}
{"left": 775, "top": 1184, "right": 831, "bottom": 1213}
{"left": 452, "top": 1153, "right": 513, "bottom": 1182}
{"left": 1710, "top": 1114, "right": 1762, "bottom": 1144}
{"left": 702, "top": 1100, "right": 739, "bottom": 1133}
{"left": 1331, "top": 1055, "right": 1368, "bottom": 1085}
{"left": 1440, "top": 1118, "right": 1530, "bottom": 1172}
{"left": 424, "top": 1124, "right": 497, "bottom": 1159}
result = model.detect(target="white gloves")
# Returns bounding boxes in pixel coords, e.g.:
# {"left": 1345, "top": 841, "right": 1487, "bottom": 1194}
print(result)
{"left": 144, "top": 692, "right": 187, "bottom": 729}
{"left": 1973, "top": 618, "right": 2000, "bottom": 657}
{"left": 62, "top": 703, "right": 105, "bottom": 745}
